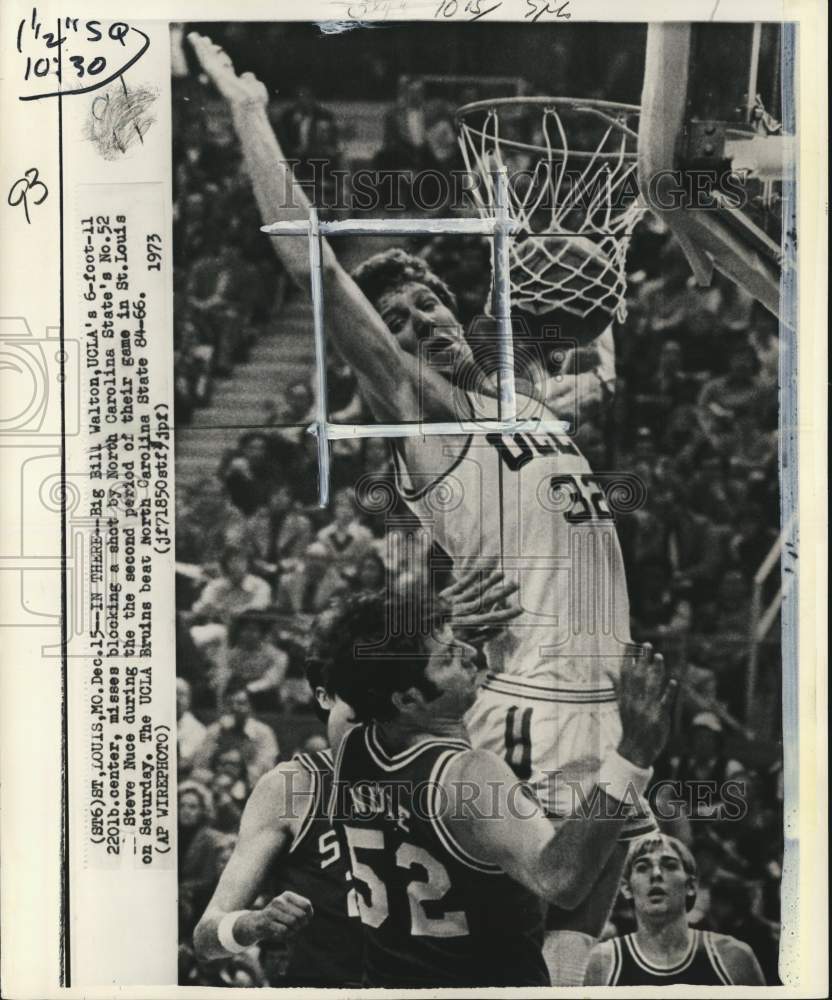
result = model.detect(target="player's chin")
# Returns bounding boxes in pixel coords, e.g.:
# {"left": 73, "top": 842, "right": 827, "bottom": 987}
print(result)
{"left": 426, "top": 339, "right": 474, "bottom": 373}
{"left": 642, "top": 894, "right": 671, "bottom": 913}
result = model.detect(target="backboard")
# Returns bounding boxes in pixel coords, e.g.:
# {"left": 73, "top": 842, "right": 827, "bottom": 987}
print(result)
{"left": 638, "top": 23, "right": 794, "bottom": 319}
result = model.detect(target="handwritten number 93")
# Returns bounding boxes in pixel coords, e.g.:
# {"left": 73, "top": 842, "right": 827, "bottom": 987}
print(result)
{"left": 7, "top": 168, "right": 48, "bottom": 225}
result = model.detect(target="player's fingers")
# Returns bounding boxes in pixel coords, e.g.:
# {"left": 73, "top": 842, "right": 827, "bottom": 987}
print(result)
{"left": 442, "top": 570, "right": 484, "bottom": 603}
{"left": 275, "top": 905, "right": 313, "bottom": 929}
{"left": 451, "top": 605, "right": 523, "bottom": 629}
{"left": 264, "top": 905, "right": 312, "bottom": 933}
{"left": 480, "top": 578, "right": 518, "bottom": 605}
{"left": 262, "top": 911, "right": 308, "bottom": 938}
{"left": 456, "top": 567, "right": 505, "bottom": 601}
{"left": 187, "top": 32, "right": 209, "bottom": 63}
{"left": 278, "top": 891, "right": 314, "bottom": 914}
{"left": 659, "top": 670, "right": 679, "bottom": 709}
{"left": 642, "top": 650, "right": 666, "bottom": 696}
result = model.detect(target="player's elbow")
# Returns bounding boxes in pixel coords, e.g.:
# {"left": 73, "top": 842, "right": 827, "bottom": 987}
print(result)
{"left": 537, "top": 868, "right": 589, "bottom": 910}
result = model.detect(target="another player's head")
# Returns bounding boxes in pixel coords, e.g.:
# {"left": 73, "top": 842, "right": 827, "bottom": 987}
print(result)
{"left": 351, "top": 249, "right": 474, "bottom": 375}
{"left": 321, "top": 592, "right": 479, "bottom": 727}
{"left": 621, "top": 834, "right": 698, "bottom": 927}
{"left": 305, "top": 603, "right": 359, "bottom": 749}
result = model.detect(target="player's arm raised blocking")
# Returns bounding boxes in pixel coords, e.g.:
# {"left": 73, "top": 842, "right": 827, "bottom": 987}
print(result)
{"left": 193, "top": 762, "right": 314, "bottom": 960}
{"left": 188, "top": 33, "right": 460, "bottom": 425}
{"left": 443, "top": 645, "right": 675, "bottom": 910}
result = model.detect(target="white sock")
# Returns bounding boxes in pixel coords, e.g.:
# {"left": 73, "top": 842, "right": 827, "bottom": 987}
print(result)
{"left": 542, "top": 929, "right": 595, "bottom": 987}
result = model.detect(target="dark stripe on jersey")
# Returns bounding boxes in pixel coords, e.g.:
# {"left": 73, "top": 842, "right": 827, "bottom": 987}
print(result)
{"left": 625, "top": 930, "right": 698, "bottom": 976}
{"left": 483, "top": 678, "right": 618, "bottom": 704}
{"left": 609, "top": 936, "right": 623, "bottom": 985}
{"left": 504, "top": 705, "right": 533, "bottom": 780}
{"left": 364, "top": 722, "right": 470, "bottom": 771}
{"left": 703, "top": 931, "right": 734, "bottom": 985}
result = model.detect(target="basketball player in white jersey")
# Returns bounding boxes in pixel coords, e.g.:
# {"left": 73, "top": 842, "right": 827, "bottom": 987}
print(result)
{"left": 190, "top": 33, "right": 660, "bottom": 983}
{"left": 584, "top": 835, "right": 765, "bottom": 986}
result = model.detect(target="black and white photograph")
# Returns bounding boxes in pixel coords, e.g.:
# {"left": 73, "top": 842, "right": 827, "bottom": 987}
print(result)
{"left": 0, "top": 2, "right": 826, "bottom": 996}
{"left": 171, "top": 19, "right": 793, "bottom": 989}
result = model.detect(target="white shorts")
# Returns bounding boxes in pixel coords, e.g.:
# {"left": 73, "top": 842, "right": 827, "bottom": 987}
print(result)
{"left": 466, "top": 673, "right": 656, "bottom": 840}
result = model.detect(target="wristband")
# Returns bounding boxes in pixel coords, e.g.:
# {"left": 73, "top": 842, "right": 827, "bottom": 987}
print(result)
{"left": 217, "top": 910, "right": 249, "bottom": 954}
{"left": 600, "top": 749, "right": 653, "bottom": 804}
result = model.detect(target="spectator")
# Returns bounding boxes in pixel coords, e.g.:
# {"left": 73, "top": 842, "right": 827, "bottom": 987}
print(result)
{"left": 177, "top": 678, "right": 206, "bottom": 777}
{"left": 268, "top": 380, "right": 315, "bottom": 464}
{"left": 277, "top": 85, "right": 334, "bottom": 165}
{"left": 378, "top": 76, "right": 428, "bottom": 169}
{"left": 355, "top": 550, "right": 387, "bottom": 594}
{"left": 316, "top": 488, "right": 374, "bottom": 565}
{"left": 191, "top": 687, "right": 279, "bottom": 787}
{"left": 687, "top": 836, "right": 738, "bottom": 926}
{"left": 225, "top": 611, "right": 289, "bottom": 708}
{"left": 641, "top": 473, "right": 724, "bottom": 604}
{"left": 276, "top": 542, "right": 349, "bottom": 616}
{"left": 249, "top": 483, "right": 314, "bottom": 568}
{"left": 697, "top": 337, "right": 776, "bottom": 452}
{"left": 630, "top": 562, "right": 693, "bottom": 637}
{"left": 178, "top": 780, "right": 227, "bottom": 939}
{"left": 209, "top": 772, "right": 246, "bottom": 833}
{"left": 632, "top": 338, "right": 703, "bottom": 436}
{"left": 665, "top": 712, "right": 745, "bottom": 822}
{"left": 189, "top": 545, "right": 271, "bottom": 625}
{"left": 708, "top": 879, "right": 781, "bottom": 985}
{"left": 222, "top": 431, "right": 279, "bottom": 516}
{"left": 176, "top": 478, "right": 241, "bottom": 567}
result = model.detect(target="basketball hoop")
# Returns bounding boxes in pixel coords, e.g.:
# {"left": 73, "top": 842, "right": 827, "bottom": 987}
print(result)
{"left": 456, "top": 96, "right": 645, "bottom": 321}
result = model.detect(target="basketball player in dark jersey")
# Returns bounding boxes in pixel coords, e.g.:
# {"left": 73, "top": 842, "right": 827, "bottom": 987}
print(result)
{"left": 190, "top": 32, "right": 664, "bottom": 985}
{"left": 321, "top": 591, "right": 674, "bottom": 987}
{"left": 584, "top": 834, "right": 765, "bottom": 986}
{"left": 192, "top": 566, "right": 516, "bottom": 983}
{"left": 192, "top": 660, "right": 362, "bottom": 987}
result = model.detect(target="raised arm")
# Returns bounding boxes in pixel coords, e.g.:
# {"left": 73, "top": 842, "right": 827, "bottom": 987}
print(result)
{"left": 188, "top": 33, "right": 459, "bottom": 424}
{"left": 193, "top": 761, "right": 314, "bottom": 960}
{"left": 442, "top": 644, "right": 675, "bottom": 909}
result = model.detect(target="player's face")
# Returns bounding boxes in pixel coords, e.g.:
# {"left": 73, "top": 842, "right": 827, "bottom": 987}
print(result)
{"left": 628, "top": 846, "right": 692, "bottom": 923}
{"left": 376, "top": 282, "right": 473, "bottom": 372}
{"left": 420, "top": 624, "right": 480, "bottom": 718}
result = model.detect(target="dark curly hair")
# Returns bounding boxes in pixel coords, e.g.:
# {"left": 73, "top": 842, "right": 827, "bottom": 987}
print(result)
{"left": 312, "top": 592, "right": 441, "bottom": 724}
{"left": 351, "top": 249, "right": 458, "bottom": 317}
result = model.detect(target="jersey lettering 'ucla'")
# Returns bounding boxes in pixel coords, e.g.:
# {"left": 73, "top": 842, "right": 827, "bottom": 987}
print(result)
{"left": 394, "top": 393, "right": 632, "bottom": 691}
{"left": 332, "top": 724, "right": 548, "bottom": 988}
{"left": 607, "top": 930, "right": 737, "bottom": 986}
{"left": 265, "top": 749, "right": 362, "bottom": 987}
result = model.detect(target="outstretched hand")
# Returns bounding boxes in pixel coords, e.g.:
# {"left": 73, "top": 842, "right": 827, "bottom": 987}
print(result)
{"left": 616, "top": 642, "right": 677, "bottom": 769}
{"left": 439, "top": 567, "right": 522, "bottom": 643}
{"left": 188, "top": 32, "right": 269, "bottom": 110}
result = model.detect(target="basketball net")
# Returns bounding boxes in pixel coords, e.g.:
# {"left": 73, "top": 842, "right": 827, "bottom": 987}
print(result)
{"left": 457, "top": 99, "right": 646, "bottom": 321}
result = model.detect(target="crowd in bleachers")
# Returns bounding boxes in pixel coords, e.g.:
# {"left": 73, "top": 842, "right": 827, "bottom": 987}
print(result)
{"left": 174, "top": 47, "right": 784, "bottom": 987}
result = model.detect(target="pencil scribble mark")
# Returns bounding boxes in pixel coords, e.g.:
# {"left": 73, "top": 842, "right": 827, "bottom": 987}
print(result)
{"left": 86, "top": 77, "right": 157, "bottom": 160}
{"left": 316, "top": 20, "right": 378, "bottom": 33}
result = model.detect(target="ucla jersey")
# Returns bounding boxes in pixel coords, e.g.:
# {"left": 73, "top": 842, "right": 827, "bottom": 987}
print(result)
{"left": 332, "top": 724, "right": 548, "bottom": 988}
{"left": 393, "top": 392, "right": 632, "bottom": 692}
{"left": 267, "top": 749, "right": 362, "bottom": 987}
{"left": 607, "top": 930, "right": 737, "bottom": 986}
